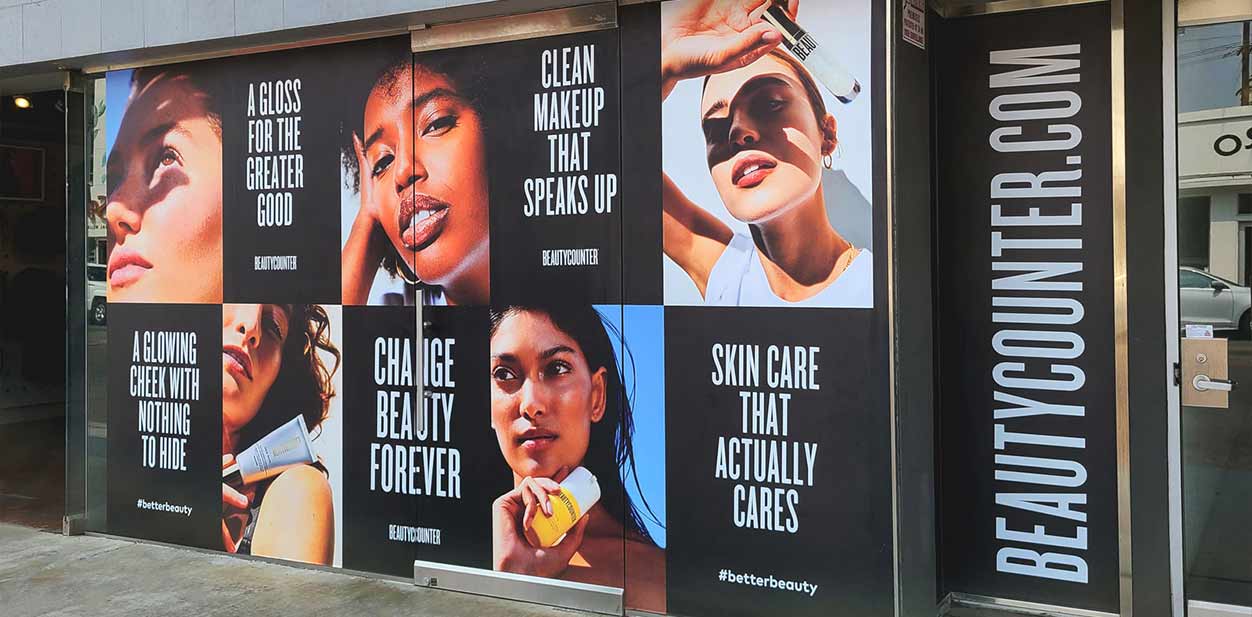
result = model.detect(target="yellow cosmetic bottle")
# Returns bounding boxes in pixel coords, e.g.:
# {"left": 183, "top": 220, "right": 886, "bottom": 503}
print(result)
{"left": 525, "top": 467, "right": 601, "bottom": 548}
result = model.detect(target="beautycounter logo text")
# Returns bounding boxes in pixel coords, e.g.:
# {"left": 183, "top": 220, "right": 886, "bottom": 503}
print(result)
{"left": 985, "top": 43, "right": 1093, "bottom": 585}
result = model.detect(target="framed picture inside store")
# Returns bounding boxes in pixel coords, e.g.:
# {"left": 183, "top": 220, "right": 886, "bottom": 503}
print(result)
{"left": 0, "top": 145, "right": 45, "bottom": 202}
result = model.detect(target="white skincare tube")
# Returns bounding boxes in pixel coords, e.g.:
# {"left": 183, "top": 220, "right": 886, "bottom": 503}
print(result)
{"left": 525, "top": 466, "right": 601, "bottom": 548}
{"left": 761, "top": 2, "right": 861, "bottom": 104}
{"left": 223, "top": 416, "right": 317, "bottom": 486}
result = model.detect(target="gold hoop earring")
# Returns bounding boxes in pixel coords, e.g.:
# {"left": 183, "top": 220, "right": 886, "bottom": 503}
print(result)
{"left": 396, "top": 259, "right": 421, "bottom": 285}
{"left": 822, "top": 154, "right": 833, "bottom": 170}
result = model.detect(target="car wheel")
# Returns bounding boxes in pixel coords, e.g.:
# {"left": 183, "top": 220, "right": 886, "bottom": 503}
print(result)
{"left": 1240, "top": 310, "right": 1251, "bottom": 340}
{"left": 92, "top": 300, "right": 106, "bottom": 325}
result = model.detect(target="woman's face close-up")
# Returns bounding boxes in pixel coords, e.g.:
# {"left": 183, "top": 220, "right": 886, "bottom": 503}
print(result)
{"left": 701, "top": 55, "right": 832, "bottom": 225}
{"left": 490, "top": 310, "right": 606, "bottom": 481}
{"left": 361, "top": 64, "right": 490, "bottom": 288}
{"left": 222, "top": 304, "right": 289, "bottom": 435}
{"left": 106, "top": 73, "right": 223, "bottom": 303}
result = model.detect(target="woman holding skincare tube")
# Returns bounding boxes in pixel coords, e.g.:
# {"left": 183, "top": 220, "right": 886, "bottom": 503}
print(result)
{"left": 220, "top": 303, "right": 340, "bottom": 565}
{"left": 661, "top": 0, "right": 873, "bottom": 307}
{"left": 341, "top": 51, "right": 491, "bottom": 306}
{"left": 105, "top": 66, "right": 223, "bottom": 304}
{"left": 489, "top": 303, "right": 665, "bottom": 613}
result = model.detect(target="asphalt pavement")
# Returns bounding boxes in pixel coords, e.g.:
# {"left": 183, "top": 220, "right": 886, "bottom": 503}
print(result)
{"left": 0, "top": 523, "right": 592, "bottom": 617}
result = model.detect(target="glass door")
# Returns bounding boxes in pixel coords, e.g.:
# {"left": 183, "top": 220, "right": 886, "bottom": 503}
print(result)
{"left": 1176, "top": 10, "right": 1252, "bottom": 613}
{"left": 0, "top": 80, "right": 71, "bottom": 531}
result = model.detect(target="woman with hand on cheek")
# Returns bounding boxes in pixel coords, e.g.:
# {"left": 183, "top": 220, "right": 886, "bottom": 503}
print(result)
{"left": 341, "top": 54, "right": 491, "bottom": 306}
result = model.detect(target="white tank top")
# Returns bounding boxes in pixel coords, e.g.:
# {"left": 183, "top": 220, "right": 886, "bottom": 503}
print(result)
{"left": 705, "top": 234, "right": 873, "bottom": 308}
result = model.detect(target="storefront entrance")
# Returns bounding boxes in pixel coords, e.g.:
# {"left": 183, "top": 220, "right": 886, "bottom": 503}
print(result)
{"left": 40, "top": 0, "right": 1252, "bottom": 615}
{"left": 68, "top": 3, "right": 901, "bottom": 616}
{"left": 928, "top": 1, "right": 1252, "bottom": 616}
{"left": 0, "top": 79, "right": 72, "bottom": 531}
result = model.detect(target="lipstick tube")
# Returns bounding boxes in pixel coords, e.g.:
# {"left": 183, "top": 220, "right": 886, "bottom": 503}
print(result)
{"left": 760, "top": 2, "right": 861, "bottom": 104}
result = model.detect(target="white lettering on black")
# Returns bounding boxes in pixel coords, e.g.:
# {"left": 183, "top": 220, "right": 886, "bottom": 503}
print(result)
{"left": 987, "top": 42, "right": 1090, "bottom": 584}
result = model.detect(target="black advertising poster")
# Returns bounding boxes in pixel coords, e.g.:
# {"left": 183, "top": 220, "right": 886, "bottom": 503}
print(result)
{"left": 649, "top": 0, "right": 891, "bottom": 613}
{"left": 340, "top": 305, "right": 418, "bottom": 576}
{"left": 100, "top": 1, "right": 900, "bottom": 613}
{"left": 411, "top": 306, "right": 503, "bottom": 569}
{"left": 934, "top": 3, "right": 1118, "bottom": 611}
{"left": 106, "top": 304, "right": 221, "bottom": 549}
{"left": 620, "top": 3, "right": 664, "bottom": 305}
{"left": 664, "top": 307, "right": 892, "bottom": 617}
{"left": 340, "top": 306, "right": 502, "bottom": 576}
{"left": 220, "top": 44, "right": 348, "bottom": 303}
{"left": 458, "top": 29, "right": 622, "bottom": 304}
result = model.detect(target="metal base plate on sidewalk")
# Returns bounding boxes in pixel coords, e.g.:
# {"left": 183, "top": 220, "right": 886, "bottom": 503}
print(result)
{"left": 1188, "top": 600, "right": 1252, "bottom": 617}
{"left": 413, "top": 560, "right": 623, "bottom": 615}
{"left": 945, "top": 592, "right": 1119, "bottom": 617}
{"left": 62, "top": 514, "right": 86, "bottom": 536}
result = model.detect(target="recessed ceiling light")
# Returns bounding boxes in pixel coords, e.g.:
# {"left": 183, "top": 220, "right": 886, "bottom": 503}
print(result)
{"left": 13, "top": 96, "right": 31, "bottom": 109}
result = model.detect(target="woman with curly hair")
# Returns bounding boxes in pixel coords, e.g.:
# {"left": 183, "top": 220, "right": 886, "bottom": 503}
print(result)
{"left": 219, "top": 304, "right": 340, "bottom": 565}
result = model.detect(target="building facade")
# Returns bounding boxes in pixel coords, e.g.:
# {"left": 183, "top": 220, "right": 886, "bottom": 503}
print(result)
{"left": 0, "top": 1, "right": 1243, "bottom": 616}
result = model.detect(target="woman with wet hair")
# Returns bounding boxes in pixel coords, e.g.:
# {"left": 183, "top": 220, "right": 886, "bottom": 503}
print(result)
{"left": 489, "top": 303, "right": 665, "bottom": 613}
{"left": 220, "top": 303, "right": 340, "bottom": 565}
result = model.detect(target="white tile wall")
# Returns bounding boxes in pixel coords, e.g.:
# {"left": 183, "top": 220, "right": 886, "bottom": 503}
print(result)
{"left": 21, "top": 0, "right": 61, "bottom": 62}
{"left": 233, "top": 0, "right": 282, "bottom": 37}
{"left": 0, "top": 0, "right": 582, "bottom": 67}
{"left": 0, "top": 6, "right": 21, "bottom": 65}
{"left": 187, "top": 0, "right": 235, "bottom": 42}
{"left": 281, "top": 0, "right": 350, "bottom": 29}
{"left": 61, "top": 0, "right": 102, "bottom": 57}
{"left": 142, "top": 0, "right": 188, "bottom": 47}
{"left": 100, "top": 0, "right": 144, "bottom": 55}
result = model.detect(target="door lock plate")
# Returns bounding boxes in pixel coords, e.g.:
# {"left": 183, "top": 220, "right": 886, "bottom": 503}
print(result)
{"left": 1181, "top": 338, "right": 1231, "bottom": 408}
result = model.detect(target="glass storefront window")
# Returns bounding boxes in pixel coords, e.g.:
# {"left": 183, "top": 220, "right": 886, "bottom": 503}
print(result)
{"left": 83, "top": 75, "right": 108, "bottom": 531}
{"left": 1179, "top": 195, "right": 1212, "bottom": 270}
{"left": 1178, "top": 13, "right": 1252, "bottom": 613}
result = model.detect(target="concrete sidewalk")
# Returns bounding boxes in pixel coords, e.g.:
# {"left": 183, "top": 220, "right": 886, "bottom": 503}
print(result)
{"left": 0, "top": 524, "right": 591, "bottom": 617}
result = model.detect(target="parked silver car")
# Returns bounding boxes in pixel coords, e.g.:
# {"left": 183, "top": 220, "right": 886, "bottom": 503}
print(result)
{"left": 1180, "top": 267, "right": 1252, "bottom": 338}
